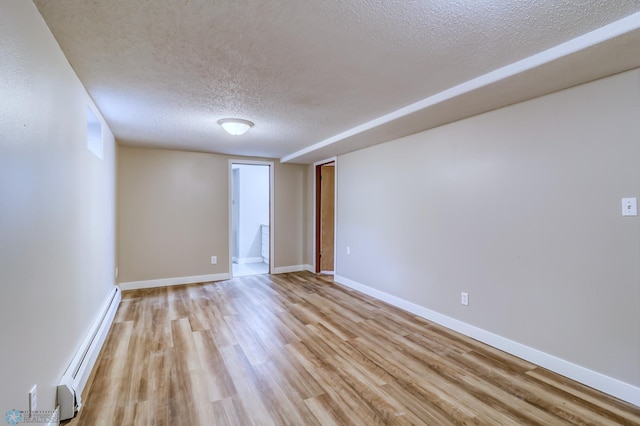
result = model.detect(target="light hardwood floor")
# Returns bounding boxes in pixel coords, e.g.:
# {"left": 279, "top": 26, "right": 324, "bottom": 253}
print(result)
{"left": 69, "top": 272, "right": 640, "bottom": 425}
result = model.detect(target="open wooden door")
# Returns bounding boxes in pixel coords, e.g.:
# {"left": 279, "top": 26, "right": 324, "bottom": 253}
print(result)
{"left": 316, "top": 162, "right": 335, "bottom": 273}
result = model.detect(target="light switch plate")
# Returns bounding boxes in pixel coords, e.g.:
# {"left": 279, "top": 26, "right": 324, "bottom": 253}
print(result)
{"left": 622, "top": 198, "right": 637, "bottom": 216}
{"left": 461, "top": 292, "right": 469, "bottom": 306}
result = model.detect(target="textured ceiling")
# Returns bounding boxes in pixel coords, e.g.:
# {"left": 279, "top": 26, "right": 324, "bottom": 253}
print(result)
{"left": 33, "top": 0, "right": 640, "bottom": 163}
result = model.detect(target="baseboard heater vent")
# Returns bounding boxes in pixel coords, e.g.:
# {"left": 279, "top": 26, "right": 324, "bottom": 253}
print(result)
{"left": 57, "top": 286, "right": 121, "bottom": 420}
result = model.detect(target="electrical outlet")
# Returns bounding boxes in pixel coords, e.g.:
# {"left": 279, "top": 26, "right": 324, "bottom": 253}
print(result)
{"left": 29, "top": 385, "right": 37, "bottom": 417}
{"left": 461, "top": 292, "right": 469, "bottom": 306}
{"left": 210, "top": 256, "right": 217, "bottom": 264}
{"left": 346, "top": 246, "right": 351, "bottom": 255}
{"left": 115, "top": 267, "right": 118, "bottom": 278}
{"left": 622, "top": 197, "right": 637, "bottom": 216}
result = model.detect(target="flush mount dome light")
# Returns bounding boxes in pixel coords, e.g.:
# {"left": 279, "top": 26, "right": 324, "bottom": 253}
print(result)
{"left": 217, "top": 118, "right": 254, "bottom": 136}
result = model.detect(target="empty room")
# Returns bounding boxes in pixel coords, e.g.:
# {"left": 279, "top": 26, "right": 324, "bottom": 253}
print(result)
{"left": 2, "top": 1, "right": 640, "bottom": 425}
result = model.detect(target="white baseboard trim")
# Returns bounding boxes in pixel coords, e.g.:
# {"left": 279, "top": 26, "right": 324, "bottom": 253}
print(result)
{"left": 58, "top": 287, "right": 121, "bottom": 420}
{"left": 334, "top": 274, "right": 640, "bottom": 407}
{"left": 272, "top": 264, "right": 315, "bottom": 274}
{"left": 238, "top": 257, "right": 264, "bottom": 264}
{"left": 119, "top": 273, "right": 230, "bottom": 291}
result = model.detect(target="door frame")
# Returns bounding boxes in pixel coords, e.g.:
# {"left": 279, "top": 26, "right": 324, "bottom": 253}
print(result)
{"left": 314, "top": 157, "right": 337, "bottom": 274}
{"left": 228, "top": 160, "right": 275, "bottom": 277}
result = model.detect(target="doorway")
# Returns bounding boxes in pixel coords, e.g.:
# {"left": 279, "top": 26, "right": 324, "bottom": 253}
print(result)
{"left": 315, "top": 161, "right": 335, "bottom": 274}
{"left": 230, "top": 161, "right": 273, "bottom": 277}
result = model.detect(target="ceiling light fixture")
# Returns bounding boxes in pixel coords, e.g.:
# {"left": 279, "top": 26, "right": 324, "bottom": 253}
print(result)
{"left": 217, "top": 118, "right": 254, "bottom": 136}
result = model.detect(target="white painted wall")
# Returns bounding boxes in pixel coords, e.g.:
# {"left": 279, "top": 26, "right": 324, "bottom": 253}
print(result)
{"left": 0, "top": 1, "right": 116, "bottom": 413}
{"left": 235, "top": 164, "right": 269, "bottom": 262}
{"left": 335, "top": 69, "right": 640, "bottom": 391}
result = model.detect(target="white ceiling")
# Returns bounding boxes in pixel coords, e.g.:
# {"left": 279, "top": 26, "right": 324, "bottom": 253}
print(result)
{"left": 33, "top": 0, "right": 640, "bottom": 164}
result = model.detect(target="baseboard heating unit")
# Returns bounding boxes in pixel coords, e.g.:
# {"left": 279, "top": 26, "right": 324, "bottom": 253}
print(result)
{"left": 57, "top": 286, "right": 121, "bottom": 420}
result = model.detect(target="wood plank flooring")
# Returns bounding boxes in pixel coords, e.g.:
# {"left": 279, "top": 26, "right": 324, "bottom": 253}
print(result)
{"left": 69, "top": 272, "right": 640, "bottom": 425}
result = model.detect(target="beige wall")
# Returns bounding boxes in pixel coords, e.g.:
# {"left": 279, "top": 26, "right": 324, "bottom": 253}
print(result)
{"left": 274, "top": 160, "right": 308, "bottom": 270}
{"left": 118, "top": 146, "right": 307, "bottom": 283}
{"left": 0, "top": 1, "right": 117, "bottom": 411}
{"left": 335, "top": 69, "right": 640, "bottom": 387}
{"left": 118, "top": 147, "right": 229, "bottom": 281}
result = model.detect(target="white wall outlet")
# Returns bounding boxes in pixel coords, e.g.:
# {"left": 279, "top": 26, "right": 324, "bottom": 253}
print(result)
{"left": 210, "top": 256, "right": 217, "bottom": 264}
{"left": 622, "top": 197, "right": 637, "bottom": 216}
{"left": 461, "top": 292, "right": 469, "bottom": 306}
{"left": 29, "top": 385, "right": 37, "bottom": 416}
{"left": 346, "top": 246, "right": 351, "bottom": 255}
